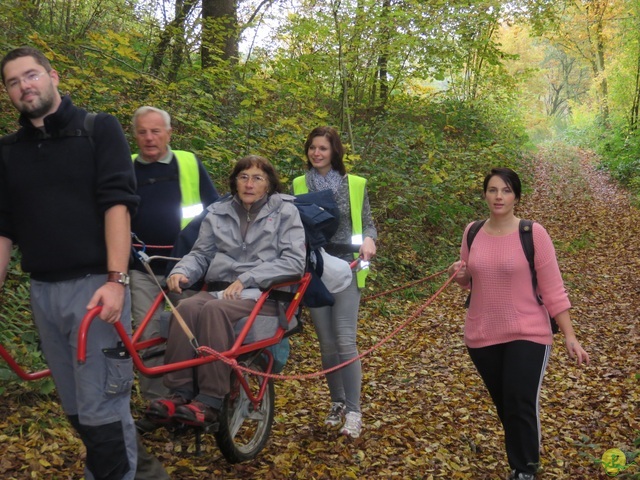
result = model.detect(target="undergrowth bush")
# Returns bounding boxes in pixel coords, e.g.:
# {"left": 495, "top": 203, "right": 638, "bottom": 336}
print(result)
{"left": 0, "top": 251, "right": 53, "bottom": 395}
{"left": 351, "top": 95, "right": 528, "bottom": 286}
{"left": 562, "top": 110, "right": 640, "bottom": 204}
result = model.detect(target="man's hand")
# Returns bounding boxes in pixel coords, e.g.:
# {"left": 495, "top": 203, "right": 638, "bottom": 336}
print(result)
{"left": 86, "top": 282, "right": 125, "bottom": 324}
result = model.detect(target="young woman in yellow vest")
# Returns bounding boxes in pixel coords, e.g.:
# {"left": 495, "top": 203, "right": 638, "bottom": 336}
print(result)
{"left": 293, "top": 126, "right": 377, "bottom": 439}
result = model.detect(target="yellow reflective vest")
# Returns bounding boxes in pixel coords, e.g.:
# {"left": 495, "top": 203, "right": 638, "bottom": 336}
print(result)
{"left": 132, "top": 150, "right": 202, "bottom": 228}
{"left": 293, "top": 174, "right": 369, "bottom": 288}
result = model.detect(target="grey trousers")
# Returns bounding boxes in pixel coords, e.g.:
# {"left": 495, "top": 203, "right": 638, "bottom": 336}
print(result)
{"left": 130, "top": 269, "right": 196, "bottom": 400}
{"left": 163, "top": 291, "right": 276, "bottom": 407}
{"left": 130, "top": 269, "right": 170, "bottom": 400}
{"left": 309, "top": 273, "right": 362, "bottom": 414}
{"left": 31, "top": 275, "right": 137, "bottom": 480}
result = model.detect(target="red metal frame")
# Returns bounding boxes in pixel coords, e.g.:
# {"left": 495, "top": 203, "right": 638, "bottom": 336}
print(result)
{"left": 2, "top": 273, "right": 311, "bottom": 406}
{"left": 0, "top": 344, "right": 50, "bottom": 380}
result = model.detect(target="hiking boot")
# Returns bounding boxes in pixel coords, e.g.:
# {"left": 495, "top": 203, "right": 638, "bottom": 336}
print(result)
{"left": 340, "top": 411, "right": 362, "bottom": 438}
{"left": 324, "top": 402, "right": 345, "bottom": 427}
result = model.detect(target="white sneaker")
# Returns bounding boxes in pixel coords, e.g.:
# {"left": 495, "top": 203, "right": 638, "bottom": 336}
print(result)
{"left": 324, "top": 402, "right": 345, "bottom": 427}
{"left": 507, "top": 471, "right": 536, "bottom": 480}
{"left": 340, "top": 411, "right": 362, "bottom": 438}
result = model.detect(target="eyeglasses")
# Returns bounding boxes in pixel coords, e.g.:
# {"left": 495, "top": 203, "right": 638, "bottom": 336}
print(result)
{"left": 237, "top": 174, "right": 267, "bottom": 184}
{"left": 6, "top": 71, "right": 47, "bottom": 91}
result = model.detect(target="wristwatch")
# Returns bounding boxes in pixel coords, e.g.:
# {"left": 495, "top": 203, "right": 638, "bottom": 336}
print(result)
{"left": 107, "top": 271, "right": 130, "bottom": 286}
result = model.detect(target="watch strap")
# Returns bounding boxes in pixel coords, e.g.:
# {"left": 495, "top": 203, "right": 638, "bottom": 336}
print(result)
{"left": 107, "top": 271, "right": 129, "bottom": 285}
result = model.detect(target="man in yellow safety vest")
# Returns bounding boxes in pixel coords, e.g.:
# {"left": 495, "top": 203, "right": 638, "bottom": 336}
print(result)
{"left": 130, "top": 106, "right": 219, "bottom": 405}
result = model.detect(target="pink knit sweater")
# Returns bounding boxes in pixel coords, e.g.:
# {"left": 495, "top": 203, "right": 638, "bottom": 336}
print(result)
{"left": 459, "top": 221, "right": 570, "bottom": 348}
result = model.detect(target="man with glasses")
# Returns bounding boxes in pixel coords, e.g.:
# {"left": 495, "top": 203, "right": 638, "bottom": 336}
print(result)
{"left": 0, "top": 46, "right": 166, "bottom": 479}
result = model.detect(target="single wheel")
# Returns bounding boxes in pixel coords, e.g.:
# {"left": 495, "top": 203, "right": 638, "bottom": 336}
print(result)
{"left": 214, "top": 356, "right": 275, "bottom": 463}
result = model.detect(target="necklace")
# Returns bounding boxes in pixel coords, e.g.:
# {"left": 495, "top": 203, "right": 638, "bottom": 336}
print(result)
{"left": 487, "top": 218, "right": 515, "bottom": 234}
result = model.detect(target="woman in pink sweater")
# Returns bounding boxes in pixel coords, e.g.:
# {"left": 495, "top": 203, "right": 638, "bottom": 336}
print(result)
{"left": 448, "top": 168, "right": 589, "bottom": 480}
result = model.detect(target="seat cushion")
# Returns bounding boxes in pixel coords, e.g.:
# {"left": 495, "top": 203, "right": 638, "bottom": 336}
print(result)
{"left": 234, "top": 315, "right": 298, "bottom": 343}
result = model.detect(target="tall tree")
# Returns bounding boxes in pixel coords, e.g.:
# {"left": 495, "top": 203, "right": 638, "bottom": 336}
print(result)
{"left": 541, "top": 47, "right": 590, "bottom": 118}
{"left": 539, "top": 0, "right": 622, "bottom": 125}
{"left": 373, "top": 0, "right": 390, "bottom": 106}
{"left": 202, "top": 0, "right": 239, "bottom": 68}
{"left": 612, "top": 0, "right": 640, "bottom": 131}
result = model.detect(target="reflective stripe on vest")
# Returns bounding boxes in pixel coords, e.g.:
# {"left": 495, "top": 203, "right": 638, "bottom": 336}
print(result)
{"left": 293, "top": 174, "right": 369, "bottom": 288}
{"left": 133, "top": 151, "right": 202, "bottom": 229}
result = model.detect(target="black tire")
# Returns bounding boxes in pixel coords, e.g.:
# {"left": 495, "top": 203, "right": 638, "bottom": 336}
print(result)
{"left": 214, "top": 357, "right": 275, "bottom": 463}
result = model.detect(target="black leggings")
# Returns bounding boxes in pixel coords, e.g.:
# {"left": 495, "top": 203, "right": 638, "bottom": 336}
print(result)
{"left": 467, "top": 340, "right": 551, "bottom": 475}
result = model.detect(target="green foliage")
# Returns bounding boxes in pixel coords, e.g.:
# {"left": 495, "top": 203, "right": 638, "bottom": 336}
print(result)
{"left": 0, "top": 252, "right": 53, "bottom": 395}
{"left": 348, "top": 94, "right": 528, "bottom": 282}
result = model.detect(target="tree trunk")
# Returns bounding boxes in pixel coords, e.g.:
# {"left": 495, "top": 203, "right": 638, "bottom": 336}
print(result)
{"left": 201, "top": 0, "right": 239, "bottom": 69}
{"left": 376, "top": 0, "right": 390, "bottom": 105}
{"left": 630, "top": 48, "right": 640, "bottom": 131}
{"left": 150, "top": 0, "right": 197, "bottom": 77}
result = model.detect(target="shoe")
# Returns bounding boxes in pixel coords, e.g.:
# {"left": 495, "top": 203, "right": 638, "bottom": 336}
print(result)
{"left": 136, "top": 416, "right": 161, "bottom": 434}
{"left": 340, "top": 411, "right": 362, "bottom": 438}
{"left": 507, "top": 471, "right": 536, "bottom": 480}
{"left": 173, "top": 400, "right": 219, "bottom": 427}
{"left": 145, "top": 395, "right": 189, "bottom": 423}
{"left": 324, "top": 402, "right": 346, "bottom": 427}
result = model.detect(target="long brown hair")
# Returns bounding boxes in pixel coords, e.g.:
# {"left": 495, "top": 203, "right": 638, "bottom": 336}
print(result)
{"left": 303, "top": 126, "right": 347, "bottom": 175}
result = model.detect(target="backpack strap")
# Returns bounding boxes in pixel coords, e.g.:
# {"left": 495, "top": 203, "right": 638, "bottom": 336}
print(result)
{"left": 50, "top": 112, "right": 97, "bottom": 146}
{"left": 519, "top": 219, "right": 559, "bottom": 333}
{"left": 83, "top": 112, "right": 96, "bottom": 150}
{"left": 0, "top": 132, "right": 18, "bottom": 146}
{"left": 1, "top": 113, "right": 97, "bottom": 166}
{"left": 518, "top": 219, "right": 542, "bottom": 305}
{"left": 464, "top": 220, "right": 486, "bottom": 308}
{"left": 466, "top": 219, "right": 486, "bottom": 252}
{"left": 0, "top": 132, "right": 18, "bottom": 169}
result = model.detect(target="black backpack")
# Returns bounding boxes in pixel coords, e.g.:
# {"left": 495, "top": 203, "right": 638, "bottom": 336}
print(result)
{"left": 465, "top": 219, "right": 559, "bottom": 334}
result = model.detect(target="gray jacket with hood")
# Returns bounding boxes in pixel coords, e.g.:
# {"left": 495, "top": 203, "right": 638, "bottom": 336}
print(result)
{"left": 169, "top": 193, "right": 306, "bottom": 289}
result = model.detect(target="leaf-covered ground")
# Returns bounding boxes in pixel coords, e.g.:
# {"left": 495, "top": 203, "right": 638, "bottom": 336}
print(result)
{"left": 1, "top": 145, "right": 638, "bottom": 479}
